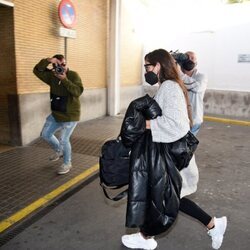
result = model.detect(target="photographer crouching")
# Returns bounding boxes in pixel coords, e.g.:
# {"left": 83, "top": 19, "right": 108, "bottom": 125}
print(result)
{"left": 33, "top": 55, "right": 83, "bottom": 174}
{"left": 172, "top": 51, "right": 208, "bottom": 136}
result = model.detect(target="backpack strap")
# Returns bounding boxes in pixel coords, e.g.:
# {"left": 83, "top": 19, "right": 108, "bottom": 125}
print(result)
{"left": 100, "top": 183, "right": 128, "bottom": 201}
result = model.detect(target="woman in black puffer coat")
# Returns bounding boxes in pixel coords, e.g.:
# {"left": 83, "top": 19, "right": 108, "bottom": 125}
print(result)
{"left": 120, "top": 94, "right": 183, "bottom": 237}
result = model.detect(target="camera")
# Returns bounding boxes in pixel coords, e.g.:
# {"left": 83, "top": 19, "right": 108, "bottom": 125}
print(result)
{"left": 170, "top": 51, "right": 189, "bottom": 64}
{"left": 170, "top": 50, "right": 195, "bottom": 71}
{"left": 53, "top": 64, "right": 64, "bottom": 74}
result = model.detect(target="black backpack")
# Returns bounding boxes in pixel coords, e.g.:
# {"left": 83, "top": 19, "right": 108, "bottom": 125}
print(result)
{"left": 99, "top": 137, "right": 131, "bottom": 201}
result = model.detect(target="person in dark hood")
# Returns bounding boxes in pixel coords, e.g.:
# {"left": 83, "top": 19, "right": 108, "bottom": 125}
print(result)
{"left": 121, "top": 49, "right": 227, "bottom": 250}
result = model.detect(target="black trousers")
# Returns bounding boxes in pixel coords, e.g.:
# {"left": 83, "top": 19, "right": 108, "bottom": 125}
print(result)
{"left": 179, "top": 197, "right": 212, "bottom": 226}
{"left": 141, "top": 197, "right": 212, "bottom": 237}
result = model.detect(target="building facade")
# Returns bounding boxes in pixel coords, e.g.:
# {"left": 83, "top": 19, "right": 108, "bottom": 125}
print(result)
{"left": 0, "top": 0, "right": 143, "bottom": 145}
{"left": 1, "top": 0, "right": 249, "bottom": 146}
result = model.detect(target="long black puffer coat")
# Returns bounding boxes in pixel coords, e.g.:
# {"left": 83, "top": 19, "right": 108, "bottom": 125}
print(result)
{"left": 120, "top": 94, "right": 182, "bottom": 236}
{"left": 120, "top": 94, "right": 162, "bottom": 147}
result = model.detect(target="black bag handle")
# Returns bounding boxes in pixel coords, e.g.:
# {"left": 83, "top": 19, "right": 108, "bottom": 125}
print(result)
{"left": 100, "top": 183, "right": 128, "bottom": 201}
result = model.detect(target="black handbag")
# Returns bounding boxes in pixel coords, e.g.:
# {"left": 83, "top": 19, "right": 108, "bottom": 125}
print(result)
{"left": 169, "top": 131, "right": 199, "bottom": 171}
{"left": 186, "top": 130, "right": 199, "bottom": 154}
{"left": 99, "top": 137, "right": 131, "bottom": 201}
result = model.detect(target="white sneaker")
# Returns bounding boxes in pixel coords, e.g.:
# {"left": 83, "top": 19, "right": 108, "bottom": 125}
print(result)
{"left": 208, "top": 216, "right": 227, "bottom": 249}
{"left": 49, "top": 152, "right": 63, "bottom": 161}
{"left": 57, "top": 163, "right": 72, "bottom": 175}
{"left": 121, "top": 232, "right": 157, "bottom": 250}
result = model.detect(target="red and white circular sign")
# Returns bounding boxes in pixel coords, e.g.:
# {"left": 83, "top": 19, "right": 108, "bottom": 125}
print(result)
{"left": 58, "top": 0, "right": 77, "bottom": 29}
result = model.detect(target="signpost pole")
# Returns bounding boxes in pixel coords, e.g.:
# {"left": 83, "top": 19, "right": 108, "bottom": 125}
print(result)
{"left": 58, "top": 0, "right": 77, "bottom": 59}
{"left": 64, "top": 37, "right": 67, "bottom": 60}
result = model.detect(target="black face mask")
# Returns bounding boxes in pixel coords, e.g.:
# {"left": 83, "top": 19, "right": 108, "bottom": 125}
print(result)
{"left": 182, "top": 60, "right": 196, "bottom": 71}
{"left": 144, "top": 71, "right": 158, "bottom": 85}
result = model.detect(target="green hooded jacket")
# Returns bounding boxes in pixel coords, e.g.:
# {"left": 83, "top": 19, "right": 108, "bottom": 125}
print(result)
{"left": 33, "top": 59, "right": 84, "bottom": 122}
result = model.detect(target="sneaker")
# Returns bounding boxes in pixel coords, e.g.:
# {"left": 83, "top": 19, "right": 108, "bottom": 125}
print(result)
{"left": 57, "top": 163, "right": 72, "bottom": 175}
{"left": 49, "top": 152, "right": 63, "bottom": 161}
{"left": 208, "top": 216, "right": 227, "bottom": 249}
{"left": 121, "top": 232, "right": 157, "bottom": 250}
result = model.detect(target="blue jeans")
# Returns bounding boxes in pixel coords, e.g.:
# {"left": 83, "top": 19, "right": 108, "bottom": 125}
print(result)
{"left": 41, "top": 114, "right": 77, "bottom": 164}
{"left": 190, "top": 123, "right": 201, "bottom": 136}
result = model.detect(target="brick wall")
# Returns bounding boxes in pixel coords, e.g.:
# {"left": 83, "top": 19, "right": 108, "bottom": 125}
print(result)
{"left": 13, "top": 0, "right": 108, "bottom": 94}
{"left": 0, "top": 0, "right": 145, "bottom": 145}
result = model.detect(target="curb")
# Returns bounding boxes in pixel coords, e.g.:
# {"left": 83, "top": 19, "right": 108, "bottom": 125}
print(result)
{"left": 204, "top": 116, "right": 250, "bottom": 126}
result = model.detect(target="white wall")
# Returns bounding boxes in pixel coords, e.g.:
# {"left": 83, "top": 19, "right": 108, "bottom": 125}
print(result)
{"left": 143, "top": 0, "right": 250, "bottom": 92}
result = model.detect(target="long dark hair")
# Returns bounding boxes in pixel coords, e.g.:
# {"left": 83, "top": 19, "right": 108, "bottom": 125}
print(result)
{"left": 145, "top": 49, "right": 193, "bottom": 127}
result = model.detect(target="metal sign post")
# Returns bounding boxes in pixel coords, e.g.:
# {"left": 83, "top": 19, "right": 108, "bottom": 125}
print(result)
{"left": 58, "top": 0, "right": 77, "bottom": 59}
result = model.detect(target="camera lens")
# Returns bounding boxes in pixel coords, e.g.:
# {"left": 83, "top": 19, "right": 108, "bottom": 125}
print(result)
{"left": 55, "top": 65, "right": 64, "bottom": 74}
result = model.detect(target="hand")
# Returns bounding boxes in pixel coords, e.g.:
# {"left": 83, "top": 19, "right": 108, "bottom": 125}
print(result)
{"left": 47, "top": 57, "right": 60, "bottom": 65}
{"left": 146, "top": 120, "right": 151, "bottom": 129}
{"left": 54, "top": 71, "right": 67, "bottom": 80}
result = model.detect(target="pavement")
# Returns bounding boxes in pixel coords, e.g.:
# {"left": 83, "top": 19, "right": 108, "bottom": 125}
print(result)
{"left": 0, "top": 115, "right": 250, "bottom": 250}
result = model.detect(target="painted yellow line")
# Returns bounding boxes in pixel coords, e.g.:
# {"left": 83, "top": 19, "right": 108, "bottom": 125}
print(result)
{"left": 0, "top": 164, "right": 99, "bottom": 233}
{"left": 204, "top": 116, "right": 250, "bottom": 126}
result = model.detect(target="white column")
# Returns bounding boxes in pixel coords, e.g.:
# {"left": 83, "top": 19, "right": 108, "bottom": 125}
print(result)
{"left": 107, "top": 0, "right": 121, "bottom": 116}
{"left": 0, "top": 0, "right": 14, "bottom": 7}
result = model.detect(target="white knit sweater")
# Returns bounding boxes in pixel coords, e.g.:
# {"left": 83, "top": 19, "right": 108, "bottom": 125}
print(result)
{"left": 150, "top": 80, "right": 190, "bottom": 143}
